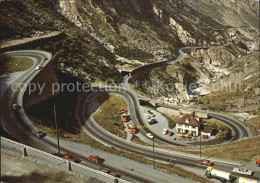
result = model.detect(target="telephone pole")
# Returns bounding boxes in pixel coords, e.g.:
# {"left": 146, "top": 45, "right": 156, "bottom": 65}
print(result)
{"left": 54, "top": 105, "right": 60, "bottom": 157}
{"left": 200, "top": 132, "right": 202, "bottom": 158}
{"left": 153, "top": 137, "right": 155, "bottom": 169}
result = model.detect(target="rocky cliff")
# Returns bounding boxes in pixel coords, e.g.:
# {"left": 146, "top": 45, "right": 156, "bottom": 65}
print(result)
{"left": 1, "top": 0, "right": 228, "bottom": 84}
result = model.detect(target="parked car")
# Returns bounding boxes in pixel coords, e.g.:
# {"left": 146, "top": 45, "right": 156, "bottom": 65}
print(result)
{"left": 146, "top": 133, "right": 154, "bottom": 139}
{"left": 163, "top": 128, "right": 168, "bottom": 135}
{"left": 118, "top": 109, "right": 127, "bottom": 114}
{"left": 35, "top": 65, "right": 42, "bottom": 70}
{"left": 12, "top": 104, "right": 21, "bottom": 110}
{"left": 148, "top": 119, "right": 158, "bottom": 125}
{"left": 168, "top": 131, "right": 173, "bottom": 136}
{"left": 198, "top": 159, "right": 214, "bottom": 166}
{"left": 148, "top": 110, "right": 153, "bottom": 114}
{"left": 144, "top": 114, "right": 151, "bottom": 119}
{"left": 88, "top": 155, "right": 103, "bottom": 164}
{"left": 0, "top": 74, "right": 9, "bottom": 79}
{"left": 32, "top": 130, "right": 46, "bottom": 138}
{"left": 150, "top": 113, "right": 156, "bottom": 117}
{"left": 62, "top": 153, "right": 81, "bottom": 163}
{"left": 233, "top": 167, "right": 253, "bottom": 176}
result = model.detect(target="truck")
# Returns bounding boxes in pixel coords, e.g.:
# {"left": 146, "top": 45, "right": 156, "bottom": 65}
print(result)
{"left": 205, "top": 167, "right": 232, "bottom": 182}
{"left": 127, "top": 123, "right": 136, "bottom": 134}
{"left": 236, "top": 177, "right": 258, "bottom": 183}
{"left": 121, "top": 114, "right": 130, "bottom": 122}
{"left": 256, "top": 160, "right": 260, "bottom": 167}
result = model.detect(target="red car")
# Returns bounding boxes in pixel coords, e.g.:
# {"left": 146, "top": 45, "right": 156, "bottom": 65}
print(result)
{"left": 198, "top": 159, "right": 213, "bottom": 166}
{"left": 62, "top": 153, "right": 81, "bottom": 163}
{"left": 88, "top": 155, "right": 103, "bottom": 164}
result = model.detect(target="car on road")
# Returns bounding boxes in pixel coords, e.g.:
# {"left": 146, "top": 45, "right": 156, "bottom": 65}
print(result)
{"left": 62, "top": 153, "right": 81, "bottom": 163}
{"left": 12, "top": 104, "right": 21, "bottom": 110}
{"left": 198, "top": 159, "right": 214, "bottom": 166}
{"left": 88, "top": 155, "right": 103, "bottom": 164}
{"left": 144, "top": 114, "right": 151, "bottom": 119}
{"left": 110, "top": 171, "right": 121, "bottom": 178}
{"left": 148, "top": 119, "right": 158, "bottom": 125}
{"left": 233, "top": 167, "right": 253, "bottom": 176}
{"left": 32, "top": 130, "right": 46, "bottom": 138}
{"left": 44, "top": 57, "right": 48, "bottom": 61}
{"left": 0, "top": 74, "right": 9, "bottom": 79}
{"left": 35, "top": 65, "right": 42, "bottom": 70}
{"left": 163, "top": 128, "right": 168, "bottom": 135}
{"left": 146, "top": 133, "right": 154, "bottom": 139}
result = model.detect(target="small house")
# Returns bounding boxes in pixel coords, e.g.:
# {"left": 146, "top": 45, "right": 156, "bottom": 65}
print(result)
{"left": 176, "top": 114, "right": 202, "bottom": 136}
{"left": 201, "top": 125, "right": 213, "bottom": 138}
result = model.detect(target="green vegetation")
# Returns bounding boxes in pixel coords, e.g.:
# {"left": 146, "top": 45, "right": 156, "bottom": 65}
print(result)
{"left": 183, "top": 136, "right": 260, "bottom": 162}
{"left": 227, "top": 111, "right": 260, "bottom": 137}
{"left": 204, "top": 119, "right": 231, "bottom": 139}
{"left": 93, "top": 94, "right": 127, "bottom": 139}
{"left": 245, "top": 113, "right": 260, "bottom": 137}
{"left": 190, "top": 119, "right": 231, "bottom": 146}
{"left": 0, "top": 57, "right": 33, "bottom": 74}
{"left": 115, "top": 45, "right": 154, "bottom": 61}
{"left": 166, "top": 115, "right": 179, "bottom": 129}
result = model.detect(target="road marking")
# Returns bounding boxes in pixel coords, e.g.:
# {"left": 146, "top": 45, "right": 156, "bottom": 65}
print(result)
{"left": 136, "top": 125, "right": 150, "bottom": 129}
{"left": 50, "top": 147, "right": 57, "bottom": 151}
{"left": 31, "top": 136, "right": 39, "bottom": 142}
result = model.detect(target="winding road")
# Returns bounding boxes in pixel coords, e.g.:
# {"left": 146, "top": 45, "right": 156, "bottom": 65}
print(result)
{"left": 1, "top": 49, "right": 259, "bottom": 182}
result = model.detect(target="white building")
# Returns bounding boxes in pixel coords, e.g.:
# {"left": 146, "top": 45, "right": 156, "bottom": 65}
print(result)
{"left": 176, "top": 114, "right": 202, "bottom": 136}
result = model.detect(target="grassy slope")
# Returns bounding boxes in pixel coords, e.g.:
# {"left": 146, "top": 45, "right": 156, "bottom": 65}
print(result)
{"left": 93, "top": 94, "right": 127, "bottom": 139}
{"left": 0, "top": 57, "right": 33, "bottom": 74}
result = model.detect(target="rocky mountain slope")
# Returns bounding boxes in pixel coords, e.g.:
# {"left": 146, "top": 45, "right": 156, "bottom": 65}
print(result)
{"left": 1, "top": 0, "right": 229, "bottom": 83}
{"left": 185, "top": 0, "right": 259, "bottom": 48}
{"left": 1, "top": 0, "right": 259, "bottom": 112}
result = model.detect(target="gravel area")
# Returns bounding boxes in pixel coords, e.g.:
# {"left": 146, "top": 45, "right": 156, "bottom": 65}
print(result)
{"left": 1, "top": 151, "right": 89, "bottom": 183}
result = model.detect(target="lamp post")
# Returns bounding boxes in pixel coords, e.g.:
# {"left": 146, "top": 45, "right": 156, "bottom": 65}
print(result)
{"left": 54, "top": 105, "right": 60, "bottom": 157}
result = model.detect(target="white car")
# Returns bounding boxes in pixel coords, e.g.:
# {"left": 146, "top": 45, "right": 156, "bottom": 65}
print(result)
{"left": 233, "top": 167, "right": 253, "bottom": 176}
{"left": 35, "top": 65, "right": 42, "bottom": 70}
{"left": 12, "top": 104, "right": 21, "bottom": 110}
{"left": 144, "top": 114, "right": 151, "bottom": 119}
{"left": 0, "top": 75, "right": 9, "bottom": 79}
{"left": 146, "top": 133, "right": 154, "bottom": 139}
{"left": 163, "top": 128, "right": 168, "bottom": 135}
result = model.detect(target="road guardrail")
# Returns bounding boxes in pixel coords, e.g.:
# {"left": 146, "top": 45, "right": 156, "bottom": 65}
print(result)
{"left": 1, "top": 136, "right": 131, "bottom": 183}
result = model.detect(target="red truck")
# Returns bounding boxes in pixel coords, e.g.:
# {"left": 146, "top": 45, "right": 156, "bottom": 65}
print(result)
{"left": 127, "top": 123, "right": 136, "bottom": 134}
{"left": 256, "top": 160, "right": 260, "bottom": 167}
{"left": 121, "top": 114, "right": 129, "bottom": 122}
